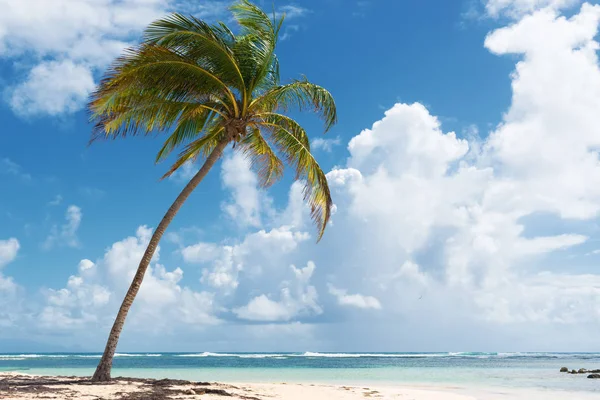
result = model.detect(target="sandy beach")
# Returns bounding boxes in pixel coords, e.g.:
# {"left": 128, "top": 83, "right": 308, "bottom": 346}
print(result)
{"left": 1, "top": 372, "right": 598, "bottom": 400}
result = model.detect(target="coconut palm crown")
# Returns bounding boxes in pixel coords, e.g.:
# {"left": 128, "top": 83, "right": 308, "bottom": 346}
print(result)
{"left": 91, "top": 1, "right": 336, "bottom": 238}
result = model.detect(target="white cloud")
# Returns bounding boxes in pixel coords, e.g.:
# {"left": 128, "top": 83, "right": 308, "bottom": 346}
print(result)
{"left": 485, "top": 0, "right": 578, "bottom": 18}
{"left": 43, "top": 205, "right": 82, "bottom": 249}
{"left": 221, "top": 152, "right": 264, "bottom": 227}
{"left": 323, "top": 89, "right": 596, "bottom": 322}
{"left": 280, "top": 24, "right": 300, "bottom": 41}
{"left": 328, "top": 284, "right": 382, "bottom": 310}
{"left": 172, "top": 3, "right": 600, "bottom": 336}
{"left": 0, "top": 0, "right": 157, "bottom": 115}
{"left": 181, "top": 242, "right": 221, "bottom": 264}
{"left": 0, "top": 238, "right": 19, "bottom": 268}
{"left": 200, "top": 246, "right": 242, "bottom": 291}
{"left": 313, "top": 3, "right": 600, "bottom": 332}
{"left": 8, "top": 60, "right": 95, "bottom": 116}
{"left": 78, "top": 259, "right": 95, "bottom": 272}
{"left": 183, "top": 226, "right": 310, "bottom": 293}
{"left": 168, "top": 161, "right": 198, "bottom": 184}
{"left": 276, "top": 5, "right": 308, "bottom": 40}
{"left": 39, "top": 226, "right": 220, "bottom": 334}
{"left": 234, "top": 261, "right": 322, "bottom": 321}
{"left": 311, "top": 136, "right": 341, "bottom": 152}
{"left": 277, "top": 5, "right": 310, "bottom": 19}
{"left": 472, "top": 271, "right": 600, "bottom": 324}
{"left": 233, "top": 294, "right": 292, "bottom": 321}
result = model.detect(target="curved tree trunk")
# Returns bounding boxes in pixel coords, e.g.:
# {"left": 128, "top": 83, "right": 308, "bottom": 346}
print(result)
{"left": 91, "top": 140, "right": 229, "bottom": 382}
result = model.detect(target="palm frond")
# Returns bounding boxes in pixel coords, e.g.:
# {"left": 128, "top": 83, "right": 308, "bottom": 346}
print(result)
{"left": 214, "top": 21, "right": 236, "bottom": 44}
{"left": 251, "top": 79, "right": 337, "bottom": 131}
{"left": 162, "top": 125, "right": 227, "bottom": 179}
{"left": 144, "top": 14, "right": 245, "bottom": 92}
{"left": 230, "top": 0, "right": 277, "bottom": 36}
{"left": 90, "top": 95, "right": 204, "bottom": 141}
{"left": 239, "top": 127, "right": 284, "bottom": 187}
{"left": 256, "top": 113, "right": 332, "bottom": 240}
{"left": 230, "top": 0, "right": 282, "bottom": 101}
{"left": 94, "top": 44, "right": 238, "bottom": 115}
{"left": 156, "top": 106, "right": 224, "bottom": 163}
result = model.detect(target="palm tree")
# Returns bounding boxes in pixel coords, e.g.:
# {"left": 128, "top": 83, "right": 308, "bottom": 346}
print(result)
{"left": 88, "top": 0, "right": 337, "bottom": 382}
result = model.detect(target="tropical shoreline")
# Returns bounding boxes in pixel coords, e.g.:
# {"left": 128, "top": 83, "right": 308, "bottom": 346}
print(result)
{"left": 1, "top": 372, "right": 599, "bottom": 400}
{"left": 2, "top": 351, "right": 600, "bottom": 396}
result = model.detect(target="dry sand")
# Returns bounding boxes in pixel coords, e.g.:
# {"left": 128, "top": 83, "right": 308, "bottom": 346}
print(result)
{"left": 0, "top": 372, "right": 597, "bottom": 399}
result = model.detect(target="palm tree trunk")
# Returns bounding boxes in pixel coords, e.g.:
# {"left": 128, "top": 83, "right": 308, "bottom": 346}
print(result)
{"left": 91, "top": 140, "right": 229, "bottom": 382}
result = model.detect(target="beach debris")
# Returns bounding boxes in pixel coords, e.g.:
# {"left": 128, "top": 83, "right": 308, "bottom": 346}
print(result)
{"left": 0, "top": 374, "right": 244, "bottom": 399}
{"left": 561, "top": 368, "right": 600, "bottom": 375}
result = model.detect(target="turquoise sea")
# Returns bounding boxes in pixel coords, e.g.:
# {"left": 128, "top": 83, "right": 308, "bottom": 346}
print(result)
{"left": 1, "top": 352, "right": 599, "bottom": 393}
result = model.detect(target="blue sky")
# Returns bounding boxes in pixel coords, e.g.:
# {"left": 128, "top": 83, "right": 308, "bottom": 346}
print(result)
{"left": 2, "top": 0, "right": 600, "bottom": 352}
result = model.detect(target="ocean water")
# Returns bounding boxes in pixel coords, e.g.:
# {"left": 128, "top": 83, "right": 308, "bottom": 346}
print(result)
{"left": 1, "top": 352, "right": 599, "bottom": 393}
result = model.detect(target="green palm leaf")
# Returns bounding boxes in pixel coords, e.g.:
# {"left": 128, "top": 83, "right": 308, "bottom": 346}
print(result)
{"left": 162, "top": 125, "right": 226, "bottom": 179}
{"left": 94, "top": 44, "right": 238, "bottom": 115}
{"left": 251, "top": 79, "right": 337, "bottom": 131}
{"left": 230, "top": 0, "right": 282, "bottom": 98}
{"left": 239, "top": 127, "right": 284, "bottom": 187}
{"left": 256, "top": 113, "right": 332, "bottom": 240}
{"left": 156, "top": 106, "right": 224, "bottom": 163}
{"left": 144, "top": 13, "right": 245, "bottom": 92}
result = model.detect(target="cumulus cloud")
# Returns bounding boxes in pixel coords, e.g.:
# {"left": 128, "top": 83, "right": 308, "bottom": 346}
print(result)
{"left": 183, "top": 226, "right": 310, "bottom": 293}
{"left": 43, "top": 205, "right": 82, "bottom": 249}
{"left": 328, "top": 284, "right": 382, "bottom": 310}
{"left": 234, "top": 262, "right": 322, "bottom": 321}
{"left": 311, "top": 136, "right": 342, "bottom": 152}
{"left": 311, "top": 3, "right": 600, "bottom": 335}
{"left": 220, "top": 152, "right": 265, "bottom": 227}
{"left": 8, "top": 60, "right": 96, "bottom": 116}
{"left": 187, "top": 3, "right": 600, "bottom": 337}
{"left": 39, "top": 226, "right": 220, "bottom": 336}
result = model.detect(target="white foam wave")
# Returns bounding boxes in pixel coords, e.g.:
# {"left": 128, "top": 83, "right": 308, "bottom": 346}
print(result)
{"left": 114, "top": 353, "right": 162, "bottom": 357}
{"left": 177, "top": 352, "right": 288, "bottom": 358}
{"left": 0, "top": 354, "right": 69, "bottom": 358}
{"left": 300, "top": 352, "right": 447, "bottom": 358}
